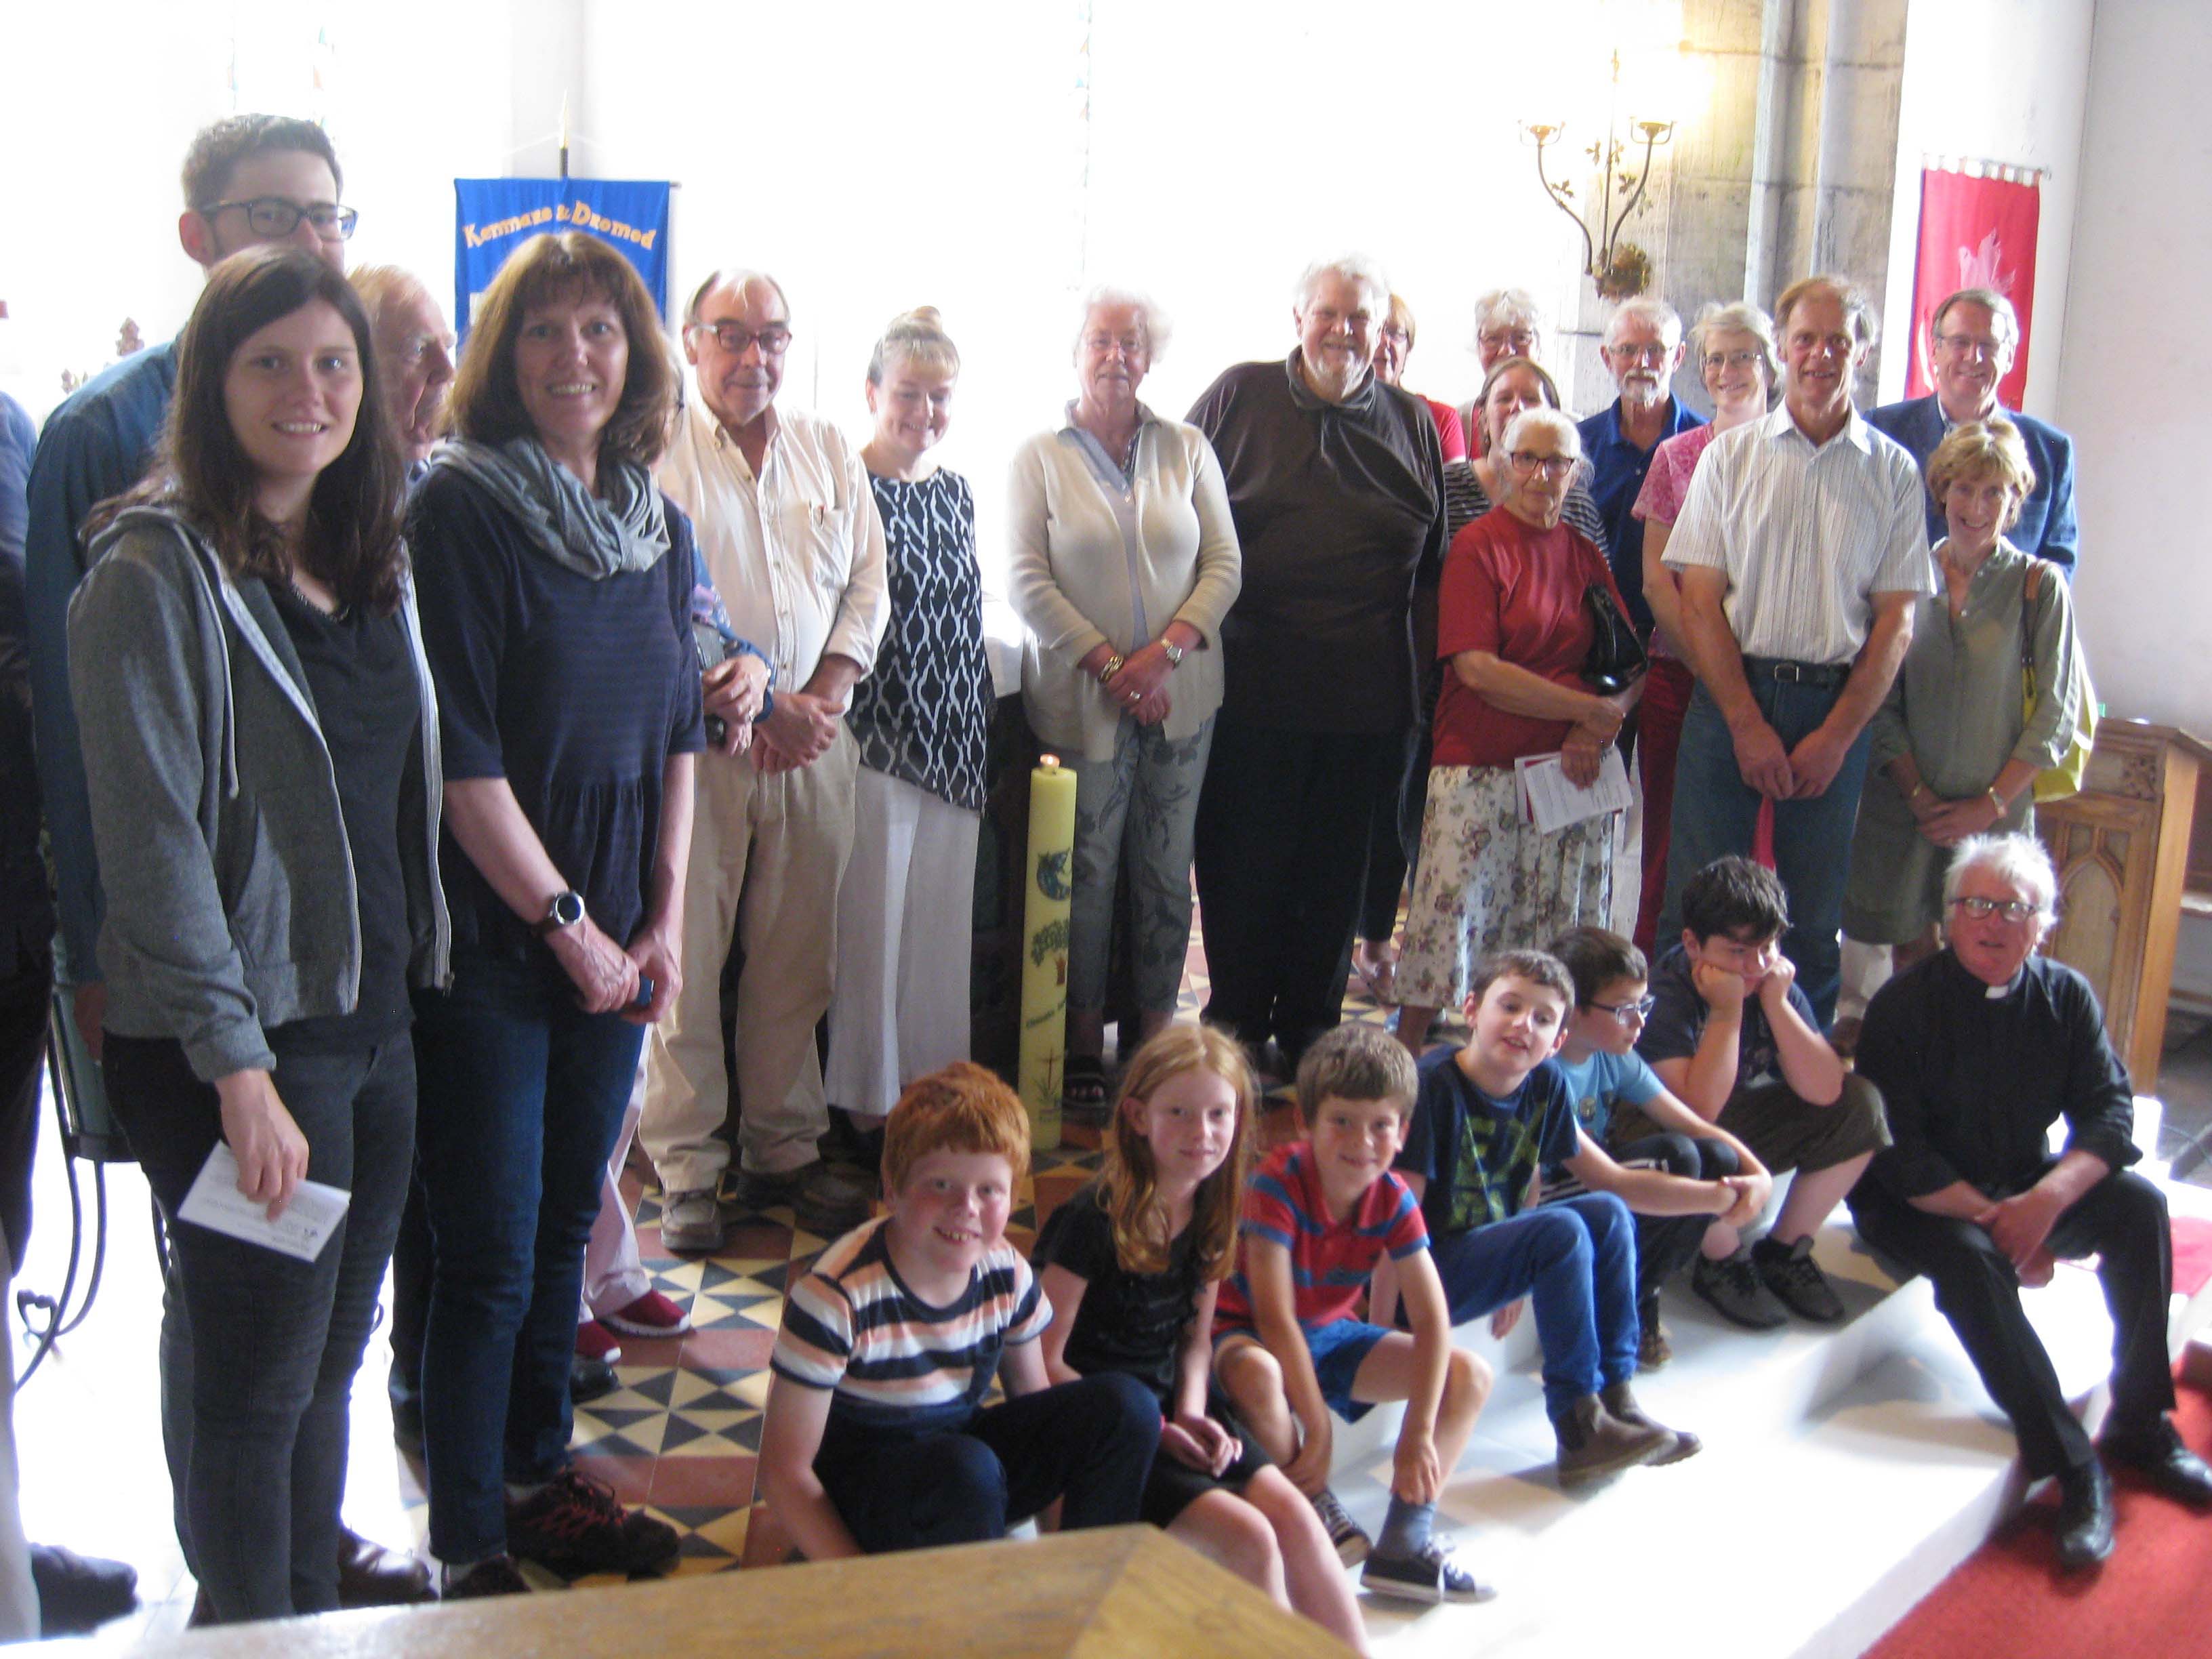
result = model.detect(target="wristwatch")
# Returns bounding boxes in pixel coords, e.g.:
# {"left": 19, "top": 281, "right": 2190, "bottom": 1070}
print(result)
{"left": 535, "top": 890, "right": 586, "bottom": 935}
{"left": 1160, "top": 640, "right": 1187, "bottom": 669}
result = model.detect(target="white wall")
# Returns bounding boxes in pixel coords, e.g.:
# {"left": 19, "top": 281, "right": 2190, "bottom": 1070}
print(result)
{"left": 2057, "top": 0, "right": 2212, "bottom": 732}
{"left": 1878, "top": 0, "right": 2093, "bottom": 414}
{"left": 0, "top": 0, "right": 516, "bottom": 424}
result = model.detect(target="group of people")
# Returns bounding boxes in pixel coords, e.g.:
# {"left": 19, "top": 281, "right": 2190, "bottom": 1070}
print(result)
{"left": 0, "top": 105, "right": 2200, "bottom": 1642}
{"left": 755, "top": 833, "right": 2207, "bottom": 1650}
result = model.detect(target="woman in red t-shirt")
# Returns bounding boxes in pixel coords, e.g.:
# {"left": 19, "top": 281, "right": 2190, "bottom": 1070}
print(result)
{"left": 1395, "top": 407, "right": 1641, "bottom": 1052}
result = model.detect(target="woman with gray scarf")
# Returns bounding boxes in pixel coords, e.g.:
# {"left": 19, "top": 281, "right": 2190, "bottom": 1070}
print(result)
{"left": 406, "top": 234, "right": 704, "bottom": 1597}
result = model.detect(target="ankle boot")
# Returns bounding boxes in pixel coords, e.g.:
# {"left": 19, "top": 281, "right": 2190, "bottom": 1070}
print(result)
{"left": 1554, "top": 1391, "right": 1672, "bottom": 1486}
{"left": 1599, "top": 1380, "right": 1701, "bottom": 1464}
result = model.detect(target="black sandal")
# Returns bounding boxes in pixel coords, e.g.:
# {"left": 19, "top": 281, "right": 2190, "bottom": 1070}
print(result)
{"left": 1061, "top": 1054, "right": 1110, "bottom": 1125}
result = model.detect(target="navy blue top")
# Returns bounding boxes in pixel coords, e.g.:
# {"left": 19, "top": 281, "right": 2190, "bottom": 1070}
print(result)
{"left": 408, "top": 465, "right": 705, "bottom": 958}
{"left": 1637, "top": 943, "right": 1820, "bottom": 1094}
{"left": 1397, "top": 1048, "right": 1579, "bottom": 1236}
{"left": 1, "top": 391, "right": 53, "bottom": 965}
{"left": 1577, "top": 396, "right": 1706, "bottom": 634}
{"left": 1865, "top": 395, "right": 2079, "bottom": 575}
{"left": 23, "top": 343, "right": 180, "bottom": 983}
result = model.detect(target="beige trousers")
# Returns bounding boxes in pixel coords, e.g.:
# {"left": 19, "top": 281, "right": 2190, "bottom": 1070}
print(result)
{"left": 640, "top": 726, "right": 858, "bottom": 1192}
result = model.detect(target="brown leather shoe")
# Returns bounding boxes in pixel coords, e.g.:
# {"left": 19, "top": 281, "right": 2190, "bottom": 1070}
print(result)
{"left": 1553, "top": 1392, "right": 1671, "bottom": 1486}
{"left": 1600, "top": 1380, "right": 1702, "bottom": 1465}
{"left": 337, "top": 1528, "right": 434, "bottom": 1607}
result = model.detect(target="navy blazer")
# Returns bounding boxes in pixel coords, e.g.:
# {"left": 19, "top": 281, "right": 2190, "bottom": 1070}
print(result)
{"left": 1865, "top": 394, "right": 2079, "bottom": 575}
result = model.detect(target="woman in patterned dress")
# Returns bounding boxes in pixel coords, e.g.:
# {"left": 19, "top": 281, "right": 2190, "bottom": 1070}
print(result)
{"left": 1393, "top": 407, "right": 1640, "bottom": 1053}
{"left": 824, "top": 310, "right": 996, "bottom": 1151}
{"left": 1008, "top": 286, "right": 1242, "bottom": 1118}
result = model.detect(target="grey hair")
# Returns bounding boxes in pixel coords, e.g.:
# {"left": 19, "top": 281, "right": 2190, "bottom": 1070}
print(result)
{"left": 1074, "top": 283, "right": 1172, "bottom": 364}
{"left": 1774, "top": 273, "right": 1880, "bottom": 351}
{"left": 1942, "top": 833, "right": 2060, "bottom": 920}
{"left": 1604, "top": 297, "right": 1683, "bottom": 350}
{"left": 1689, "top": 300, "right": 1780, "bottom": 402}
{"left": 1471, "top": 287, "right": 1543, "bottom": 347}
{"left": 1496, "top": 405, "right": 1589, "bottom": 493}
{"left": 1931, "top": 286, "right": 2020, "bottom": 350}
{"left": 1293, "top": 255, "right": 1391, "bottom": 321}
{"left": 684, "top": 267, "right": 790, "bottom": 327}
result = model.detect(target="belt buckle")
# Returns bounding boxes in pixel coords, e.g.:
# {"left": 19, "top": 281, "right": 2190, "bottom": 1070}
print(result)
{"left": 1770, "top": 660, "right": 1804, "bottom": 683}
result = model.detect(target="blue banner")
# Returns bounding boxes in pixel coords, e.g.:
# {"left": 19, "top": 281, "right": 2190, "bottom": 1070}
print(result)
{"left": 453, "top": 178, "right": 672, "bottom": 340}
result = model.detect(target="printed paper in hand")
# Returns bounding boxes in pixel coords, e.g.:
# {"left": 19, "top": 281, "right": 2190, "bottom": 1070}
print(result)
{"left": 178, "top": 1142, "right": 350, "bottom": 1263}
{"left": 1514, "top": 747, "right": 1633, "bottom": 834}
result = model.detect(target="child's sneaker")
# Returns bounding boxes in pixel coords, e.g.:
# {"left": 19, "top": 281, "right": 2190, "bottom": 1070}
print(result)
{"left": 1361, "top": 1537, "right": 1495, "bottom": 1605}
{"left": 1309, "top": 1486, "right": 1370, "bottom": 1565}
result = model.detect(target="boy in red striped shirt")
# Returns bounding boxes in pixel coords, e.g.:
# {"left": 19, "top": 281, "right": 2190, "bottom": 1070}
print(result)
{"left": 1212, "top": 1025, "right": 1491, "bottom": 1605}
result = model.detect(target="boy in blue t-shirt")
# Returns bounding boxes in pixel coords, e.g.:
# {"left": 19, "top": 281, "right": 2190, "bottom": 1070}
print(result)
{"left": 1540, "top": 928, "right": 1773, "bottom": 1368}
{"left": 1393, "top": 951, "right": 1750, "bottom": 1485}
{"left": 1635, "top": 858, "right": 1890, "bottom": 1330}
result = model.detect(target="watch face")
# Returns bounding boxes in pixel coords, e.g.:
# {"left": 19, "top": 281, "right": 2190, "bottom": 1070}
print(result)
{"left": 549, "top": 892, "right": 585, "bottom": 928}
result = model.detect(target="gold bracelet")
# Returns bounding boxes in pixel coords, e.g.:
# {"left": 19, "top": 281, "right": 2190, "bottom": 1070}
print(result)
{"left": 1099, "top": 653, "right": 1125, "bottom": 682}
{"left": 1987, "top": 787, "right": 2007, "bottom": 815}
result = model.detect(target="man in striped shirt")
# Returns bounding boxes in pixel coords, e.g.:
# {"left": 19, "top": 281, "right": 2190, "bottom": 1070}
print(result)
{"left": 758, "top": 1063, "right": 1157, "bottom": 1557}
{"left": 1659, "top": 274, "right": 1935, "bottom": 1026}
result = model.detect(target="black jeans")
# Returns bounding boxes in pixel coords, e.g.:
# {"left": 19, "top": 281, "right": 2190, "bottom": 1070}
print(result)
{"left": 814, "top": 1372, "right": 1160, "bottom": 1553}
{"left": 1195, "top": 720, "right": 1409, "bottom": 1066}
{"left": 1849, "top": 1168, "right": 2175, "bottom": 1479}
{"left": 106, "top": 1027, "right": 416, "bottom": 1620}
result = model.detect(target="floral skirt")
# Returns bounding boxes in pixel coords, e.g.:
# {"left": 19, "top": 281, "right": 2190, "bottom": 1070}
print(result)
{"left": 1394, "top": 764, "right": 1616, "bottom": 1011}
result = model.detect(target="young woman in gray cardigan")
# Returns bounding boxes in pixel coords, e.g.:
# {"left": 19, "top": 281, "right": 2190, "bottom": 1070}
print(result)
{"left": 70, "top": 247, "right": 444, "bottom": 1622}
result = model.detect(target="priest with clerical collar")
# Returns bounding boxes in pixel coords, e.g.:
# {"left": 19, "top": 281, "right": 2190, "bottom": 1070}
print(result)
{"left": 1849, "top": 833, "right": 2212, "bottom": 1574}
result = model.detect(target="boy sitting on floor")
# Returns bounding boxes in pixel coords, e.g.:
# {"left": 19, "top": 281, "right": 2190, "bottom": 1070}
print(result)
{"left": 759, "top": 1063, "right": 1160, "bottom": 1557}
{"left": 1388, "top": 949, "right": 1726, "bottom": 1486}
{"left": 1212, "top": 1024, "right": 1491, "bottom": 1605}
{"left": 1540, "top": 927, "right": 1775, "bottom": 1368}
{"left": 1636, "top": 857, "right": 1890, "bottom": 1328}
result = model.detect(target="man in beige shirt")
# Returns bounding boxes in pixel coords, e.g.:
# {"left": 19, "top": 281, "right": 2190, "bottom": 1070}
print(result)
{"left": 641, "top": 269, "right": 889, "bottom": 1250}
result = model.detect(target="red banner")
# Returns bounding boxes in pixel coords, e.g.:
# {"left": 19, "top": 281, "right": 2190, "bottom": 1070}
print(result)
{"left": 1905, "top": 167, "right": 2041, "bottom": 407}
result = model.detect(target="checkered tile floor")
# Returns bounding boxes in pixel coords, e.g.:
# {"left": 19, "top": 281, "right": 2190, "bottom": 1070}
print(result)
{"left": 468, "top": 914, "right": 1410, "bottom": 1585}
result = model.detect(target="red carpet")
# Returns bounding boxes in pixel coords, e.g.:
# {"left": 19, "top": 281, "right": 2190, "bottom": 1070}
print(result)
{"left": 1866, "top": 1380, "right": 2212, "bottom": 1658}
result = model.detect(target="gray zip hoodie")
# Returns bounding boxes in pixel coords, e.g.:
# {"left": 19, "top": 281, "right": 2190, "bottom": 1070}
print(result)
{"left": 67, "top": 506, "right": 451, "bottom": 1082}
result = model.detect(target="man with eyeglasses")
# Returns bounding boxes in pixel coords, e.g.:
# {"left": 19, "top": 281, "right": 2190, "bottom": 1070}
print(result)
{"left": 639, "top": 269, "right": 888, "bottom": 1254}
{"left": 1868, "top": 286, "right": 2078, "bottom": 573}
{"left": 1578, "top": 298, "right": 1704, "bottom": 650}
{"left": 1851, "top": 834, "right": 2212, "bottom": 1572}
{"left": 20, "top": 113, "right": 434, "bottom": 1615}
{"left": 1658, "top": 274, "right": 1933, "bottom": 1027}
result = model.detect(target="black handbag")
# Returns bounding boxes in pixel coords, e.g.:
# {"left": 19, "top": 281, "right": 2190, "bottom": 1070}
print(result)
{"left": 1581, "top": 583, "right": 1648, "bottom": 695}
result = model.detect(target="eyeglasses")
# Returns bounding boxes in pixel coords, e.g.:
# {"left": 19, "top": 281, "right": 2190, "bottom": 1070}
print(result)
{"left": 1589, "top": 995, "right": 1657, "bottom": 1024}
{"left": 1702, "top": 350, "right": 1763, "bottom": 371}
{"left": 1509, "top": 451, "right": 1577, "bottom": 478}
{"left": 199, "top": 197, "right": 358, "bottom": 241}
{"left": 1952, "top": 895, "right": 2041, "bottom": 923}
{"left": 1606, "top": 340, "right": 1670, "bottom": 363}
{"left": 1379, "top": 325, "right": 1412, "bottom": 346}
{"left": 1479, "top": 327, "right": 1536, "bottom": 352}
{"left": 691, "top": 321, "right": 793, "bottom": 356}
{"left": 1935, "top": 332, "right": 2007, "bottom": 360}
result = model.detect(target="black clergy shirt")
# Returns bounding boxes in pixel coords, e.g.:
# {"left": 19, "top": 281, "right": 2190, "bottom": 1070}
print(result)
{"left": 1854, "top": 951, "right": 2137, "bottom": 1202}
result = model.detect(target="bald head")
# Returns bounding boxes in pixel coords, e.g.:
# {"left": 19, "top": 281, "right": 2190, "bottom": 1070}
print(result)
{"left": 350, "top": 266, "right": 453, "bottom": 465}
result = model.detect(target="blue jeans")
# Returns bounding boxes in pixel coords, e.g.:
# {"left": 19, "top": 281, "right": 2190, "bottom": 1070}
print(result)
{"left": 1657, "top": 679, "right": 1877, "bottom": 1025}
{"left": 1427, "top": 1195, "right": 1641, "bottom": 1420}
{"left": 411, "top": 949, "right": 644, "bottom": 1562}
{"left": 106, "top": 1027, "right": 416, "bottom": 1620}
